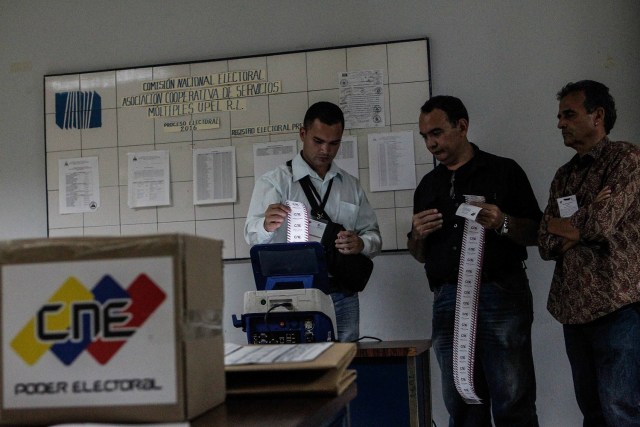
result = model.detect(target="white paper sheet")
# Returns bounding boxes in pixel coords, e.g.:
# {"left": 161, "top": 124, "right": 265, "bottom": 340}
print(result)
{"left": 127, "top": 150, "right": 171, "bottom": 208}
{"left": 339, "top": 69, "right": 385, "bottom": 129}
{"left": 368, "top": 130, "right": 416, "bottom": 192}
{"left": 333, "top": 135, "right": 359, "bottom": 179}
{"left": 58, "top": 157, "right": 100, "bottom": 214}
{"left": 192, "top": 146, "right": 236, "bottom": 205}
{"left": 225, "top": 342, "right": 333, "bottom": 365}
{"left": 252, "top": 140, "right": 297, "bottom": 181}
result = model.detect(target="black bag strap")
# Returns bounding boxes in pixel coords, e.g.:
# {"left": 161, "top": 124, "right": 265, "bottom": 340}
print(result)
{"left": 287, "top": 159, "right": 334, "bottom": 220}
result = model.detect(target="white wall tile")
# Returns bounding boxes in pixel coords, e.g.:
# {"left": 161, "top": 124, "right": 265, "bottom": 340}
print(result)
{"left": 80, "top": 70, "right": 117, "bottom": 109}
{"left": 234, "top": 217, "right": 251, "bottom": 259}
{"left": 232, "top": 135, "right": 270, "bottom": 178}
{"left": 81, "top": 108, "right": 118, "bottom": 149}
{"left": 82, "top": 147, "right": 118, "bottom": 187}
{"left": 195, "top": 203, "right": 234, "bottom": 220}
{"left": 158, "top": 221, "right": 195, "bottom": 235}
{"left": 121, "top": 223, "right": 158, "bottom": 235}
{"left": 308, "top": 88, "right": 340, "bottom": 106}
{"left": 48, "top": 190, "right": 83, "bottom": 228}
{"left": 117, "top": 106, "right": 155, "bottom": 147}
{"left": 347, "top": 44, "right": 389, "bottom": 83}
{"left": 45, "top": 74, "right": 80, "bottom": 114}
{"left": 157, "top": 181, "right": 194, "bottom": 222}
{"left": 268, "top": 92, "right": 308, "bottom": 125}
{"left": 375, "top": 207, "right": 397, "bottom": 250}
{"left": 46, "top": 113, "right": 81, "bottom": 152}
{"left": 119, "top": 186, "right": 158, "bottom": 225}
{"left": 395, "top": 206, "right": 415, "bottom": 250}
{"left": 389, "top": 81, "right": 430, "bottom": 125}
{"left": 83, "top": 225, "right": 121, "bottom": 236}
{"left": 196, "top": 219, "right": 235, "bottom": 259}
{"left": 235, "top": 176, "right": 255, "bottom": 219}
{"left": 267, "top": 52, "right": 308, "bottom": 93}
{"left": 48, "top": 227, "right": 83, "bottom": 237}
{"left": 307, "top": 49, "right": 346, "bottom": 91}
{"left": 84, "top": 186, "right": 120, "bottom": 226}
{"left": 388, "top": 40, "right": 430, "bottom": 84}
{"left": 165, "top": 141, "right": 194, "bottom": 182}
{"left": 229, "top": 95, "right": 269, "bottom": 131}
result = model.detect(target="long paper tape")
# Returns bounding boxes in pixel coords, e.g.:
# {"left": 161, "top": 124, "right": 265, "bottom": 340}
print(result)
{"left": 286, "top": 200, "right": 309, "bottom": 243}
{"left": 452, "top": 195, "right": 485, "bottom": 404}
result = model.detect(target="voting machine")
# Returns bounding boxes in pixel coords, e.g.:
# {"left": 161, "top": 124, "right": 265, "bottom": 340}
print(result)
{"left": 232, "top": 242, "right": 337, "bottom": 344}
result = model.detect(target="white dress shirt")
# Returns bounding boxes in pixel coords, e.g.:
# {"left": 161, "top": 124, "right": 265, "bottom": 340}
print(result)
{"left": 244, "top": 152, "right": 381, "bottom": 257}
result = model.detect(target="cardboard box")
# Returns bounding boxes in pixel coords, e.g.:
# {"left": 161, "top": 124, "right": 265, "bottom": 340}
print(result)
{"left": 0, "top": 234, "right": 225, "bottom": 425}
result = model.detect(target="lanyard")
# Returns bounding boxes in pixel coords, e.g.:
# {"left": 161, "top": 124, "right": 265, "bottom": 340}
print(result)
{"left": 299, "top": 175, "right": 334, "bottom": 220}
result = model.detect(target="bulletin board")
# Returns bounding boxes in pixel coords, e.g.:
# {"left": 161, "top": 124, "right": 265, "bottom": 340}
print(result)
{"left": 44, "top": 38, "right": 432, "bottom": 260}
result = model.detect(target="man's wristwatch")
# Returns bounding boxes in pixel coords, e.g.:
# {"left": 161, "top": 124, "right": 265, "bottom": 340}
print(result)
{"left": 499, "top": 214, "right": 509, "bottom": 235}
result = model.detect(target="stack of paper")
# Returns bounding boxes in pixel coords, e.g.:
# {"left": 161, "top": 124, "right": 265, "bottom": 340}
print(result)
{"left": 224, "top": 342, "right": 356, "bottom": 396}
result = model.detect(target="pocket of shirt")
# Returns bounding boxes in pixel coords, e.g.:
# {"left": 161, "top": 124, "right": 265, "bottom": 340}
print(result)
{"left": 336, "top": 201, "right": 358, "bottom": 230}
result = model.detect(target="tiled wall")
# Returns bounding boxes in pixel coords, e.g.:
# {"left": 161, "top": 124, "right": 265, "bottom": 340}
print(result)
{"left": 45, "top": 39, "right": 432, "bottom": 259}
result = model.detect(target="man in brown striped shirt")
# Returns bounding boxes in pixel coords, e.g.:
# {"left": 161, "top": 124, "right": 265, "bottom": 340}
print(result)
{"left": 539, "top": 80, "right": 640, "bottom": 426}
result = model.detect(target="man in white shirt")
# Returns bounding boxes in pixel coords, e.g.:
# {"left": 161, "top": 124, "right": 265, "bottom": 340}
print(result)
{"left": 244, "top": 101, "right": 381, "bottom": 342}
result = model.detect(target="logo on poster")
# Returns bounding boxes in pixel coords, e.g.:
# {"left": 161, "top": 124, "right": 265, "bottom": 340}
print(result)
{"left": 55, "top": 91, "right": 102, "bottom": 129}
{"left": 11, "top": 273, "right": 166, "bottom": 366}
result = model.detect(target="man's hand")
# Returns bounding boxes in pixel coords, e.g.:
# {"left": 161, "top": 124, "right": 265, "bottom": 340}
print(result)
{"left": 594, "top": 186, "right": 611, "bottom": 203}
{"left": 411, "top": 209, "right": 443, "bottom": 240}
{"left": 544, "top": 186, "right": 610, "bottom": 254}
{"left": 470, "top": 202, "right": 504, "bottom": 231}
{"left": 263, "top": 203, "right": 290, "bottom": 232}
{"left": 335, "top": 230, "right": 364, "bottom": 255}
{"left": 546, "top": 216, "right": 580, "bottom": 254}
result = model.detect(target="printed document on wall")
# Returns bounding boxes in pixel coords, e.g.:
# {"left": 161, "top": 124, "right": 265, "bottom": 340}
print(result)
{"left": 368, "top": 130, "right": 416, "bottom": 192}
{"left": 253, "top": 140, "right": 297, "bottom": 182}
{"left": 334, "top": 135, "right": 359, "bottom": 179}
{"left": 58, "top": 156, "right": 100, "bottom": 214}
{"left": 193, "top": 146, "right": 237, "bottom": 205}
{"left": 127, "top": 150, "right": 171, "bottom": 208}
{"left": 339, "top": 69, "right": 385, "bottom": 129}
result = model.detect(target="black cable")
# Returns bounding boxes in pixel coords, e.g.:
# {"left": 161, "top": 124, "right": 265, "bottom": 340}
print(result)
{"left": 351, "top": 335, "right": 382, "bottom": 343}
{"left": 263, "top": 302, "right": 293, "bottom": 324}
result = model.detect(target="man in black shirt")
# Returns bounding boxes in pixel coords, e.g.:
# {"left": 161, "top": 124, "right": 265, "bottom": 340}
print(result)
{"left": 408, "top": 96, "right": 541, "bottom": 426}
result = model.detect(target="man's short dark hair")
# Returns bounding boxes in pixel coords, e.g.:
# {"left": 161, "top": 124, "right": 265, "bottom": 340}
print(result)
{"left": 420, "top": 95, "right": 469, "bottom": 127}
{"left": 557, "top": 80, "right": 617, "bottom": 134}
{"left": 303, "top": 101, "right": 345, "bottom": 130}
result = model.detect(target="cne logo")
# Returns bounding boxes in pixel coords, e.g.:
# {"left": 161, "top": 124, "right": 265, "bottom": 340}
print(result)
{"left": 55, "top": 91, "right": 102, "bottom": 129}
{"left": 11, "top": 273, "right": 166, "bottom": 367}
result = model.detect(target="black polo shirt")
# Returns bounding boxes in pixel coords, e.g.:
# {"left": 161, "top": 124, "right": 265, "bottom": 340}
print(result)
{"left": 411, "top": 144, "right": 542, "bottom": 287}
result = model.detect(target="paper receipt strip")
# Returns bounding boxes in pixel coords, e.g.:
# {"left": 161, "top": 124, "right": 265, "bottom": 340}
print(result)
{"left": 453, "top": 195, "right": 485, "bottom": 404}
{"left": 286, "top": 200, "right": 309, "bottom": 242}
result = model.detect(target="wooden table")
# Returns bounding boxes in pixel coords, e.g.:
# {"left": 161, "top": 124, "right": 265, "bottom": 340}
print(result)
{"left": 191, "top": 382, "right": 357, "bottom": 427}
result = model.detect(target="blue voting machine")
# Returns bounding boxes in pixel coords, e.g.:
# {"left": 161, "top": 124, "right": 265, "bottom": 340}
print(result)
{"left": 232, "top": 242, "right": 337, "bottom": 344}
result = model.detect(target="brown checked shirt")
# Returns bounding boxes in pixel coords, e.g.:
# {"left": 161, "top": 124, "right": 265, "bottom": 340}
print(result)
{"left": 539, "top": 137, "right": 640, "bottom": 324}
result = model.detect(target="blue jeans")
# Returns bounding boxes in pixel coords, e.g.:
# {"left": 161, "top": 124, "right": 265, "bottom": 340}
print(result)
{"left": 331, "top": 292, "right": 359, "bottom": 342}
{"left": 432, "top": 275, "right": 539, "bottom": 427}
{"left": 563, "top": 303, "right": 640, "bottom": 427}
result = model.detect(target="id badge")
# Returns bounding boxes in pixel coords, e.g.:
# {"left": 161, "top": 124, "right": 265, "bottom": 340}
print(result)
{"left": 309, "top": 218, "right": 328, "bottom": 243}
{"left": 557, "top": 195, "right": 579, "bottom": 218}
